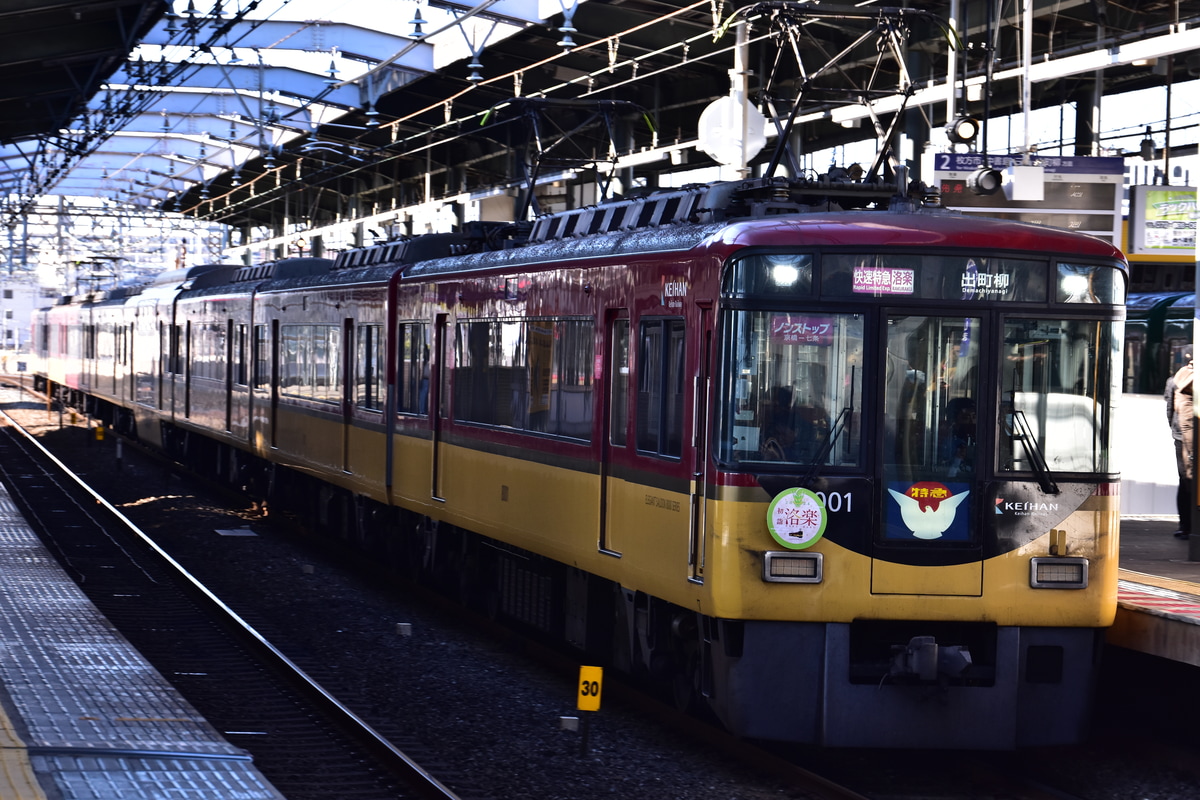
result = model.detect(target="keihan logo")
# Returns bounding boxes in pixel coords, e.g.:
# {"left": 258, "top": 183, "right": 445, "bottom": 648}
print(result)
{"left": 888, "top": 481, "right": 968, "bottom": 540}
{"left": 994, "top": 497, "right": 1060, "bottom": 517}
{"left": 661, "top": 277, "right": 689, "bottom": 308}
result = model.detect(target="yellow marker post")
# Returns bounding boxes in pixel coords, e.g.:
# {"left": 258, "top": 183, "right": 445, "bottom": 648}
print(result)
{"left": 576, "top": 666, "right": 602, "bottom": 755}
{"left": 576, "top": 666, "right": 602, "bottom": 711}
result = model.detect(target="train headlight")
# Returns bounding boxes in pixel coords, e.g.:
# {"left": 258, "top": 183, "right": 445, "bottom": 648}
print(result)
{"left": 1030, "top": 557, "right": 1089, "bottom": 589}
{"left": 771, "top": 263, "right": 801, "bottom": 287}
{"left": 763, "top": 551, "right": 823, "bottom": 583}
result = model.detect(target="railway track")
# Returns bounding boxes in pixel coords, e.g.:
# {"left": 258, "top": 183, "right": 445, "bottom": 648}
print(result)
{"left": 0, "top": 397, "right": 474, "bottom": 800}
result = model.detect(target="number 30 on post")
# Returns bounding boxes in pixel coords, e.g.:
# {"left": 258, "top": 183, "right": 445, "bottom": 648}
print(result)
{"left": 577, "top": 666, "right": 603, "bottom": 711}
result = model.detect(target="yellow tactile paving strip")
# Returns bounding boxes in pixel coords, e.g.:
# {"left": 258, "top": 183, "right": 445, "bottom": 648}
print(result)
{"left": 0, "top": 720, "right": 47, "bottom": 800}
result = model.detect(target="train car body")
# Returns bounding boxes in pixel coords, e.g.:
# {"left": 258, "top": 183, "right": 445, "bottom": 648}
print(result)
{"left": 34, "top": 177, "right": 1127, "bottom": 749}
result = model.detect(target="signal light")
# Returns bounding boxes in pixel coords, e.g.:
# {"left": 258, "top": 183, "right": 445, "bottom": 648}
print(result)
{"left": 967, "top": 166, "right": 1003, "bottom": 196}
{"left": 946, "top": 116, "right": 981, "bottom": 145}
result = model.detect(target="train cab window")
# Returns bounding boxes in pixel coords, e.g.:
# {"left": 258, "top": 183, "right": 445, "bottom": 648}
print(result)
{"left": 722, "top": 253, "right": 813, "bottom": 298}
{"left": 999, "top": 318, "right": 1115, "bottom": 474}
{"left": 881, "top": 315, "right": 980, "bottom": 542}
{"left": 717, "top": 310, "right": 863, "bottom": 468}
{"left": 1056, "top": 263, "right": 1125, "bottom": 305}
{"left": 636, "top": 318, "right": 686, "bottom": 457}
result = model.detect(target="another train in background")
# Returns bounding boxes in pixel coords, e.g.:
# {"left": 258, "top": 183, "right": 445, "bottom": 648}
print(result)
{"left": 1120, "top": 291, "right": 1193, "bottom": 516}
{"left": 31, "top": 174, "right": 1127, "bottom": 748}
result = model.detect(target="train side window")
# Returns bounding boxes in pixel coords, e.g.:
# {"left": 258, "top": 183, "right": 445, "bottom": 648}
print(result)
{"left": 172, "top": 324, "right": 184, "bottom": 375}
{"left": 192, "top": 322, "right": 225, "bottom": 381}
{"left": 610, "top": 319, "right": 630, "bottom": 447}
{"left": 233, "top": 324, "right": 248, "bottom": 386}
{"left": 395, "top": 322, "right": 428, "bottom": 415}
{"left": 253, "top": 324, "right": 270, "bottom": 389}
{"left": 452, "top": 317, "right": 593, "bottom": 439}
{"left": 636, "top": 317, "right": 685, "bottom": 458}
{"left": 280, "top": 324, "right": 342, "bottom": 404}
{"left": 159, "top": 323, "right": 169, "bottom": 377}
{"left": 355, "top": 324, "right": 385, "bottom": 411}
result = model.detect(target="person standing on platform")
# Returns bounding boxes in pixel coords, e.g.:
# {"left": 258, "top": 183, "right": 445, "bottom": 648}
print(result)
{"left": 1170, "top": 359, "right": 1194, "bottom": 539}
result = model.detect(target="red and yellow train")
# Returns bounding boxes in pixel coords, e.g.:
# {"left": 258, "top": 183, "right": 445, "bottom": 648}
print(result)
{"left": 34, "top": 175, "right": 1126, "bottom": 748}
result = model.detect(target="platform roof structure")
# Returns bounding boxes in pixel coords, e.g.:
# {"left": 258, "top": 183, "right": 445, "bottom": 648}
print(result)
{"left": 3, "top": 0, "right": 1200, "bottom": 246}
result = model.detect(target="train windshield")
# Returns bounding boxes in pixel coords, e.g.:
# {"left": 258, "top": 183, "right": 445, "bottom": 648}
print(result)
{"left": 883, "top": 314, "right": 981, "bottom": 486}
{"left": 717, "top": 309, "right": 864, "bottom": 466}
{"left": 999, "top": 318, "right": 1116, "bottom": 473}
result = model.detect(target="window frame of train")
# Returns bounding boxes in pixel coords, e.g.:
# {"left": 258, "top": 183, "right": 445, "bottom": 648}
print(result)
{"left": 355, "top": 323, "right": 385, "bottom": 412}
{"left": 252, "top": 324, "right": 270, "bottom": 389}
{"left": 395, "top": 321, "right": 429, "bottom": 415}
{"left": 451, "top": 315, "right": 595, "bottom": 441}
{"left": 609, "top": 318, "right": 631, "bottom": 448}
{"left": 278, "top": 323, "right": 343, "bottom": 405}
{"left": 232, "top": 323, "right": 249, "bottom": 387}
{"left": 994, "top": 261, "right": 1125, "bottom": 477}
{"left": 713, "top": 251, "right": 1124, "bottom": 471}
{"left": 997, "top": 316, "right": 1118, "bottom": 475}
{"left": 190, "top": 321, "right": 226, "bottom": 382}
{"left": 714, "top": 251, "right": 863, "bottom": 469}
{"left": 636, "top": 317, "right": 686, "bottom": 459}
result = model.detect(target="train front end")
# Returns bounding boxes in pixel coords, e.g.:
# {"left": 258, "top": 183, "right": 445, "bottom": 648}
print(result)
{"left": 701, "top": 215, "right": 1125, "bottom": 748}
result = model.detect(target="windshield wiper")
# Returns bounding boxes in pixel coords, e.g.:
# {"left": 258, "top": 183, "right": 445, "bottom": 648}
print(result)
{"left": 800, "top": 366, "right": 854, "bottom": 489}
{"left": 1005, "top": 407, "right": 1060, "bottom": 495}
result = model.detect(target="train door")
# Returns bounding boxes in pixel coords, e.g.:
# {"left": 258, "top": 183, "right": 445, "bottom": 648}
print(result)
{"left": 430, "top": 313, "right": 448, "bottom": 501}
{"left": 269, "top": 319, "right": 280, "bottom": 449}
{"left": 599, "top": 311, "right": 629, "bottom": 556}
{"left": 689, "top": 305, "right": 712, "bottom": 582}
{"left": 873, "top": 312, "right": 984, "bottom": 596}
{"left": 183, "top": 320, "right": 192, "bottom": 418}
{"left": 341, "top": 317, "right": 353, "bottom": 473}
{"left": 224, "top": 319, "right": 234, "bottom": 432}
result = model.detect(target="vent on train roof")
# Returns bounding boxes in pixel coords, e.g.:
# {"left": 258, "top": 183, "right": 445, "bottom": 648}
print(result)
{"left": 188, "top": 266, "right": 240, "bottom": 290}
{"left": 528, "top": 186, "right": 710, "bottom": 244}
{"left": 525, "top": 174, "right": 935, "bottom": 244}
{"left": 232, "top": 257, "right": 334, "bottom": 283}
{"left": 331, "top": 223, "right": 529, "bottom": 270}
{"left": 332, "top": 233, "right": 468, "bottom": 270}
{"left": 150, "top": 262, "right": 230, "bottom": 288}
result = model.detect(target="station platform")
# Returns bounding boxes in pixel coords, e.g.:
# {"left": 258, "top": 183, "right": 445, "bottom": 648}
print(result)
{"left": 0, "top": 482, "right": 285, "bottom": 799}
{"left": 1110, "top": 516, "right": 1200, "bottom": 668}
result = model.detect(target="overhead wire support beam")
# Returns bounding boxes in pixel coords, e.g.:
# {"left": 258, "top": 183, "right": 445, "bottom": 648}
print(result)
{"left": 732, "top": 2, "right": 951, "bottom": 182}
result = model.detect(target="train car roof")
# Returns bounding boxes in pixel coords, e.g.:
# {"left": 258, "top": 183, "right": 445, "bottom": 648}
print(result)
{"left": 1127, "top": 291, "right": 1194, "bottom": 312}
{"left": 705, "top": 211, "right": 1128, "bottom": 262}
{"left": 398, "top": 208, "right": 1126, "bottom": 283}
